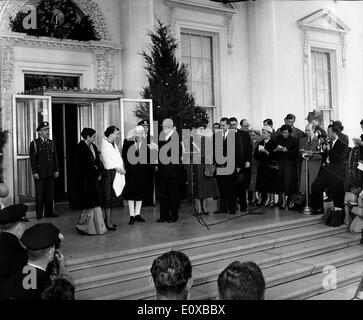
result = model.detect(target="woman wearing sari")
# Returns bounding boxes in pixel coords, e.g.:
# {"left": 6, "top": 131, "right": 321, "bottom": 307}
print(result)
{"left": 70, "top": 128, "right": 107, "bottom": 235}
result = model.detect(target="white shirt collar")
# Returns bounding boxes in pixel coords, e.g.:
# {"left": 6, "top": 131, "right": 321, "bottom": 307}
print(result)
{"left": 331, "top": 137, "right": 338, "bottom": 147}
{"left": 165, "top": 130, "right": 174, "bottom": 141}
{"left": 28, "top": 262, "right": 46, "bottom": 272}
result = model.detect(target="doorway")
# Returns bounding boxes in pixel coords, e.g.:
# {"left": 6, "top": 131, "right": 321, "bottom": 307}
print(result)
{"left": 51, "top": 104, "right": 78, "bottom": 202}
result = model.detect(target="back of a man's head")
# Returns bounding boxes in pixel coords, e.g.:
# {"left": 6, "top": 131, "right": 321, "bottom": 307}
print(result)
{"left": 151, "top": 250, "right": 192, "bottom": 300}
{"left": 217, "top": 261, "right": 265, "bottom": 300}
{"left": 41, "top": 278, "right": 75, "bottom": 300}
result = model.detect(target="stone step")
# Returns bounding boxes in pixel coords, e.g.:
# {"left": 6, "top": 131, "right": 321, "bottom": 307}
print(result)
{"left": 68, "top": 216, "right": 323, "bottom": 274}
{"left": 71, "top": 223, "right": 344, "bottom": 281}
{"left": 76, "top": 233, "right": 360, "bottom": 300}
{"left": 307, "top": 282, "right": 360, "bottom": 300}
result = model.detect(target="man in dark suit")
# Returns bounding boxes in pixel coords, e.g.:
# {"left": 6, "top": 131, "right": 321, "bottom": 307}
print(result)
{"left": 1, "top": 223, "right": 71, "bottom": 300}
{"left": 310, "top": 124, "right": 348, "bottom": 215}
{"left": 156, "top": 119, "right": 182, "bottom": 223}
{"left": 214, "top": 118, "right": 243, "bottom": 215}
{"left": 0, "top": 204, "right": 28, "bottom": 290}
{"left": 229, "top": 117, "right": 252, "bottom": 213}
{"left": 29, "top": 122, "right": 59, "bottom": 219}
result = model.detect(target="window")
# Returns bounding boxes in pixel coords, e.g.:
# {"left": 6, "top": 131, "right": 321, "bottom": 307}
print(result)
{"left": 24, "top": 74, "right": 80, "bottom": 91}
{"left": 181, "top": 32, "right": 215, "bottom": 123}
{"left": 311, "top": 50, "right": 333, "bottom": 129}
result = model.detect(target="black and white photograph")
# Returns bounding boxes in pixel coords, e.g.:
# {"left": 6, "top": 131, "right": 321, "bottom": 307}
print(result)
{"left": 1, "top": 0, "right": 363, "bottom": 308}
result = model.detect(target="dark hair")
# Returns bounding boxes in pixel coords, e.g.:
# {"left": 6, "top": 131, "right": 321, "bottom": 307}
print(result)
{"left": 104, "top": 125, "right": 120, "bottom": 138}
{"left": 229, "top": 117, "right": 238, "bottom": 123}
{"left": 218, "top": 261, "right": 265, "bottom": 300}
{"left": 220, "top": 117, "right": 230, "bottom": 125}
{"left": 263, "top": 119, "right": 273, "bottom": 126}
{"left": 280, "top": 124, "right": 292, "bottom": 134}
{"left": 192, "top": 120, "right": 205, "bottom": 130}
{"left": 81, "top": 127, "right": 96, "bottom": 140}
{"left": 41, "top": 278, "right": 75, "bottom": 300}
{"left": 328, "top": 124, "right": 340, "bottom": 135}
{"left": 331, "top": 120, "right": 344, "bottom": 132}
{"left": 360, "top": 119, "right": 363, "bottom": 125}
{"left": 240, "top": 119, "right": 247, "bottom": 126}
{"left": 285, "top": 114, "right": 296, "bottom": 121}
{"left": 150, "top": 250, "right": 192, "bottom": 298}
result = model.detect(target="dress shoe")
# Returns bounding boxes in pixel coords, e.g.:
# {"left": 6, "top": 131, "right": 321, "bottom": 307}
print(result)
{"left": 213, "top": 208, "right": 226, "bottom": 214}
{"left": 45, "top": 214, "right": 58, "bottom": 218}
{"left": 168, "top": 219, "right": 178, "bottom": 223}
{"left": 156, "top": 218, "right": 168, "bottom": 223}
{"left": 134, "top": 215, "right": 145, "bottom": 222}
{"left": 311, "top": 209, "right": 324, "bottom": 215}
{"left": 128, "top": 217, "right": 135, "bottom": 225}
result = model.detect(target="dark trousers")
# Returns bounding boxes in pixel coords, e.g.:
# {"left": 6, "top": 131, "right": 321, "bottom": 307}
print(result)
{"left": 35, "top": 177, "right": 54, "bottom": 218}
{"left": 237, "top": 168, "right": 251, "bottom": 209}
{"left": 143, "top": 166, "right": 155, "bottom": 206}
{"left": 159, "top": 177, "right": 180, "bottom": 221}
{"left": 311, "top": 167, "right": 345, "bottom": 211}
{"left": 217, "top": 172, "right": 237, "bottom": 213}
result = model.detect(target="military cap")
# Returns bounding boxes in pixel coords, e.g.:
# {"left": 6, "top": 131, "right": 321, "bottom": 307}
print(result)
{"left": 0, "top": 204, "right": 29, "bottom": 225}
{"left": 36, "top": 121, "right": 50, "bottom": 132}
{"left": 21, "top": 223, "right": 60, "bottom": 251}
{"left": 137, "top": 120, "right": 149, "bottom": 126}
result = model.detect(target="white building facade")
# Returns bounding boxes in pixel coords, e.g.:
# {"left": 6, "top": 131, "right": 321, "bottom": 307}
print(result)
{"left": 0, "top": 0, "right": 362, "bottom": 205}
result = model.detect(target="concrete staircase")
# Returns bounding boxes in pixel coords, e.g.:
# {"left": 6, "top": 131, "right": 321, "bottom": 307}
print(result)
{"left": 67, "top": 215, "right": 363, "bottom": 300}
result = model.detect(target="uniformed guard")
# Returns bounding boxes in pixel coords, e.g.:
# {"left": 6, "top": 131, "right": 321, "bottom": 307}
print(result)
{"left": 0, "top": 204, "right": 28, "bottom": 289}
{"left": 29, "top": 122, "right": 59, "bottom": 219}
{"left": 0, "top": 223, "right": 71, "bottom": 300}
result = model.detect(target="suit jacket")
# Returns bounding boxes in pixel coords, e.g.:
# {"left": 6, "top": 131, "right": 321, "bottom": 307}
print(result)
{"left": 158, "top": 131, "right": 182, "bottom": 179}
{"left": 1, "top": 265, "right": 51, "bottom": 300}
{"left": 0, "top": 232, "right": 27, "bottom": 289}
{"left": 215, "top": 130, "right": 243, "bottom": 170}
{"left": 30, "top": 138, "right": 59, "bottom": 178}
{"left": 277, "top": 126, "right": 304, "bottom": 141}
{"left": 338, "top": 132, "right": 349, "bottom": 146}
{"left": 325, "top": 138, "right": 348, "bottom": 178}
{"left": 237, "top": 129, "right": 252, "bottom": 164}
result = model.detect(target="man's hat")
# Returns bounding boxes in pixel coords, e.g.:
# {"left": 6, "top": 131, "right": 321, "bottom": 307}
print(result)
{"left": 36, "top": 122, "right": 50, "bottom": 132}
{"left": 137, "top": 120, "right": 149, "bottom": 126}
{"left": 0, "top": 204, "right": 28, "bottom": 225}
{"left": 21, "top": 223, "right": 60, "bottom": 251}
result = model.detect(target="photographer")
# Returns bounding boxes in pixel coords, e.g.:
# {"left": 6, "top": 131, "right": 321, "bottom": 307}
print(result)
{"left": 1, "top": 223, "right": 72, "bottom": 300}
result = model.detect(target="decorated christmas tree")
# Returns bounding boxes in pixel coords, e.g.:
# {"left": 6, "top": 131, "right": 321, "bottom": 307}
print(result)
{"left": 135, "top": 20, "right": 208, "bottom": 132}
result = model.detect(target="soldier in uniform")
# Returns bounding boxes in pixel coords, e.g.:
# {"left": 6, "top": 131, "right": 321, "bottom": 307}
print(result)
{"left": 1, "top": 223, "right": 71, "bottom": 300}
{"left": 29, "top": 122, "right": 59, "bottom": 219}
{"left": 0, "top": 204, "right": 29, "bottom": 290}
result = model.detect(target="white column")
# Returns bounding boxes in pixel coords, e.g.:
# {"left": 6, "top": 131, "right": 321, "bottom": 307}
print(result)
{"left": 247, "top": 0, "right": 278, "bottom": 127}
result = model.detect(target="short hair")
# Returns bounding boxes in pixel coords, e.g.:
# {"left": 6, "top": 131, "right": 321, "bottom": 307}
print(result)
{"left": 80, "top": 127, "right": 96, "bottom": 140}
{"left": 285, "top": 114, "right": 296, "bottom": 121}
{"left": 220, "top": 117, "right": 230, "bottom": 125}
{"left": 41, "top": 278, "right": 75, "bottom": 300}
{"left": 218, "top": 261, "right": 265, "bottom": 300}
{"left": 328, "top": 124, "right": 340, "bottom": 135}
{"left": 280, "top": 124, "right": 292, "bottom": 134}
{"left": 229, "top": 117, "right": 238, "bottom": 124}
{"left": 104, "top": 126, "right": 119, "bottom": 138}
{"left": 240, "top": 119, "right": 247, "bottom": 126}
{"left": 150, "top": 250, "right": 192, "bottom": 298}
{"left": 331, "top": 120, "right": 344, "bottom": 132}
{"left": 263, "top": 119, "right": 273, "bottom": 126}
{"left": 360, "top": 119, "right": 363, "bottom": 125}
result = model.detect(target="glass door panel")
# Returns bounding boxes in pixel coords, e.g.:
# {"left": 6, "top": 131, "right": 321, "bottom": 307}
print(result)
{"left": 13, "top": 96, "right": 52, "bottom": 203}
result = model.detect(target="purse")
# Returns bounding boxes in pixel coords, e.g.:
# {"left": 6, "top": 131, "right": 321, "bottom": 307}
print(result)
{"left": 205, "top": 164, "right": 216, "bottom": 177}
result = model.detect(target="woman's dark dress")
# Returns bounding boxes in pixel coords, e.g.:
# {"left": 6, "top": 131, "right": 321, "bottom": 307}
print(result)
{"left": 275, "top": 135, "right": 299, "bottom": 195}
{"left": 254, "top": 138, "right": 279, "bottom": 194}
{"left": 121, "top": 137, "right": 148, "bottom": 201}
{"left": 184, "top": 135, "right": 220, "bottom": 200}
{"left": 69, "top": 140, "right": 103, "bottom": 209}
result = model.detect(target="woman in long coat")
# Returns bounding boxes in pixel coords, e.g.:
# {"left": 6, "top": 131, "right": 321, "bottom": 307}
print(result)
{"left": 275, "top": 124, "right": 299, "bottom": 209}
{"left": 122, "top": 126, "right": 148, "bottom": 225}
{"left": 70, "top": 128, "right": 107, "bottom": 235}
{"left": 255, "top": 126, "right": 279, "bottom": 208}
{"left": 182, "top": 124, "right": 220, "bottom": 215}
{"left": 299, "top": 123, "right": 322, "bottom": 195}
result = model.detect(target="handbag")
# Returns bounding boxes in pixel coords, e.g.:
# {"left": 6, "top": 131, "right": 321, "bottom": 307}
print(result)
{"left": 205, "top": 164, "right": 216, "bottom": 177}
{"left": 324, "top": 207, "right": 344, "bottom": 227}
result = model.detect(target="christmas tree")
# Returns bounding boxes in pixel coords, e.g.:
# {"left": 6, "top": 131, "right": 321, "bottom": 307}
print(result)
{"left": 135, "top": 20, "right": 208, "bottom": 132}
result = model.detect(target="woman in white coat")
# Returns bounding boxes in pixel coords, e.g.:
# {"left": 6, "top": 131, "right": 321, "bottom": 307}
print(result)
{"left": 100, "top": 126, "right": 126, "bottom": 230}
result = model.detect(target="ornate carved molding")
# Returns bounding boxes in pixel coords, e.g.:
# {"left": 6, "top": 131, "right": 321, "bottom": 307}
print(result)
{"left": 225, "top": 14, "right": 234, "bottom": 55}
{"left": 0, "top": 0, "right": 111, "bottom": 40}
{"left": 94, "top": 49, "right": 114, "bottom": 90}
{"left": 340, "top": 33, "right": 347, "bottom": 68}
